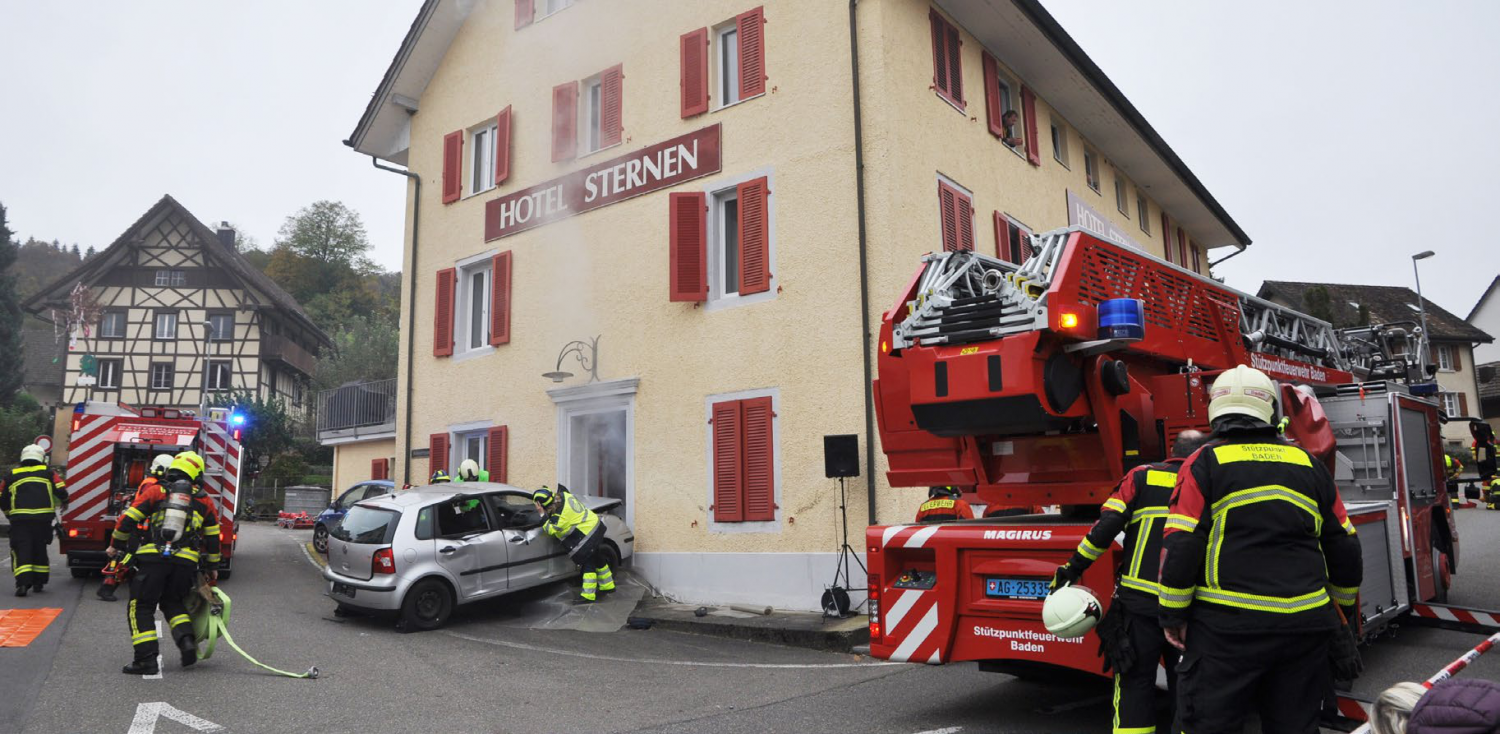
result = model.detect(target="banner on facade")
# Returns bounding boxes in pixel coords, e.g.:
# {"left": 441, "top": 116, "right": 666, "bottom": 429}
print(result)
{"left": 1066, "top": 190, "right": 1144, "bottom": 252}
{"left": 485, "top": 124, "right": 722, "bottom": 241}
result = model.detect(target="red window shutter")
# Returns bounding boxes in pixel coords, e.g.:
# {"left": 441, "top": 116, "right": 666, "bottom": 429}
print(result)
{"left": 429, "top": 433, "right": 449, "bottom": 475}
{"left": 741, "top": 396, "right": 775, "bottom": 521}
{"left": 982, "top": 52, "right": 1002, "bottom": 138}
{"left": 601, "top": 64, "right": 624, "bottom": 148}
{"left": 1176, "top": 228, "right": 1188, "bottom": 267}
{"left": 487, "top": 426, "right": 509, "bottom": 483}
{"left": 371, "top": 458, "right": 387, "bottom": 480}
{"left": 929, "top": 11, "right": 948, "bottom": 97}
{"left": 1020, "top": 86, "right": 1041, "bottom": 166}
{"left": 515, "top": 0, "right": 534, "bottom": 29}
{"left": 1015, "top": 222, "right": 1031, "bottom": 263}
{"left": 945, "top": 23, "right": 963, "bottom": 106}
{"left": 1453, "top": 346, "right": 1464, "bottom": 372}
{"left": 441, "top": 130, "right": 463, "bottom": 204}
{"left": 680, "top": 28, "right": 710, "bottom": 118}
{"left": 957, "top": 190, "right": 974, "bottom": 251}
{"left": 1160, "top": 213, "right": 1172, "bottom": 263}
{"left": 712, "top": 400, "right": 744, "bottom": 522}
{"left": 433, "top": 268, "right": 455, "bottom": 357}
{"left": 551, "top": 81, "right": 578, "bottom": 163}
{"left": 1459, "top": 393, "right": 1470, "bottom": 416}
{"left": 994, "top": 211, "right": 1010, "bottom": 260}
{"left": 490, "top": 251, "right": 512, "bottom": 346}
{"left": 1191, "top": 243, "right": 1201, "bottom": 273}
{"left": 938, "top": 182, "right": 958, "bottom": 252}
{"left": 668, "top": 192, "right": 708, "bottom": 302}
{"left": 737, "top": 6, "right": 766, "bottom": 99}
{"left": 495, "top": 106, "right": 512, "bottom": 186}
{"left": 737, "top": 177, "right": 771, "bottom": 295}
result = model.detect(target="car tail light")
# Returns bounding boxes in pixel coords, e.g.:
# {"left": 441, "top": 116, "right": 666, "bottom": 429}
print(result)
{"left": 373, "top": 547, "right": 396, "bottom": 575}
{"left": 867, "top": 575, "right": 881, "bottom": 642}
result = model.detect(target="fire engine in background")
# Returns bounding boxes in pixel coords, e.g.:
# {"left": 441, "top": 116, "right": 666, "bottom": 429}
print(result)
{"left": 866, "top": 227, "right": 1488, "bottom": 688}
{"left": 59, "top": 401, "right": 246, "bottom": 580}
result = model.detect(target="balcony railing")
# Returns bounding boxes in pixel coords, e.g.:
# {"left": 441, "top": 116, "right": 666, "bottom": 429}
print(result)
{"left": 316, "top": 378, "right": 397, "bottom": 443}
{"left": 263, "top": 333, "right": 317, "bottom": 376}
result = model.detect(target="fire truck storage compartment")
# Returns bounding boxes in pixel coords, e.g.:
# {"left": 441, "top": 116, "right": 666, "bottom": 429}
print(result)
{"left": 1347, "top": 500, "right": 1408, "bottom": 630}
{"left": 106, "top": 444, "right": 179, "bottom": 517}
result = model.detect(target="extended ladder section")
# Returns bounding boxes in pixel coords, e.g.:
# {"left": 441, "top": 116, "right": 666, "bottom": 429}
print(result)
{"left": 891, "top": 227, "right": 1422, "bottom": 381}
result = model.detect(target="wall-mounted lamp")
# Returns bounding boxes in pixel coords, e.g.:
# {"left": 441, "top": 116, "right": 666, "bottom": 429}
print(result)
{"left": 543, "top": 336, "right": 601, "bottom": 384}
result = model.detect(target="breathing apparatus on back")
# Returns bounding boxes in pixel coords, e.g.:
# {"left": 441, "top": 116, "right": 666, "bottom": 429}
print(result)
{"left": 156, "top": 452, "right": 206, "bottom": 552}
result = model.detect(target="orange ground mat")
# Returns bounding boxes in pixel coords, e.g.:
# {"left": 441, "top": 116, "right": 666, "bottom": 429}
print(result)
{"left": 0, "top": 608, "right": 63, "bottom": 647}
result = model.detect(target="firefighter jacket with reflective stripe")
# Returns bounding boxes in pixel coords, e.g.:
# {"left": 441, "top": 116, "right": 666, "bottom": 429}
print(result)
{"left": 1067, "top": 460, "right": 1180, "bottom": 614}
{"left": 1158, "top": 425, "right": 1362, "bottom": 634}
{"left": 112, "top": 482, "right": 222, "bottom": 567}
{"left": 915, "top": 498, "right": 974, "bottom": 524}
{"left": 543, "top": 492, "right": 601, "bottom": 553}
{"left": 1446, "top": 454, "right": 1463, "bottom": 479}
{"left": 0, "top": 464, "right": 68, "bottom": 517}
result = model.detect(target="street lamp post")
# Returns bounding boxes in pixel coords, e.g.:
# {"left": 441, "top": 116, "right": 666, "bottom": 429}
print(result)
{"left": 1412, "top": 250, "right": 1435, "bottom": 383}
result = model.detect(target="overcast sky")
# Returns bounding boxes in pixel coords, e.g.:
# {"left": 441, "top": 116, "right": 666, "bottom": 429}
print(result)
{"left": 2, "top": 1, "right": 1495, "bottom": 322}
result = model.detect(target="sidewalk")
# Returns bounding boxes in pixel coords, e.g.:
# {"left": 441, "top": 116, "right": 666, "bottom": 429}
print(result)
{"left": 627, "top": 595, "right": 870, "bottom": 653}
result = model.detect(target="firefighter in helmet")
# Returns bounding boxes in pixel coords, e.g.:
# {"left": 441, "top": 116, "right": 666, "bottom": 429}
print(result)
{"left": 97, "top": 454, "right": 173, "bottom": 602}
{"left": 107, "top": 451, "right": 222, "bottom": 675}
{"left": 1486, "top": 476, "right": 1500, "bottom": 511}
{"left": 915, "top": 486, "right": 973, "bottom": 524}
{"left": 1158, "top": 366, "right": 1363, "bottom": 733}
{"left": 533, "top": 485, "right": 614, "bottom": 604}
{"left": 0, "top": 444, "right": 68, "bottom": 597}
{"left": 456, "top": 459, "right": 488, "bottom": 482}
{"left": 430, "top": 469, "right": 451, "bottom": 484}
{"left": 1445, "top": 453, "right": 1465, "bottom": 508}
{"left": 1050, "top": 429, "right": 1208, "bottom": 733}
{"left": 1471, "top": 422, "right": 1497, "bottom": 484}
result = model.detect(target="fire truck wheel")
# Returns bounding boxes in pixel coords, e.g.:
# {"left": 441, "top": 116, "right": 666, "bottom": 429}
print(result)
{"left": 71, "top": 568, "right": 91, "bottom": 579}
{"left": 217, "top": 570, "right": 232, "bottom": 582}
{"left": 1431, "top": 546, "right": 1449, "bottom": 603}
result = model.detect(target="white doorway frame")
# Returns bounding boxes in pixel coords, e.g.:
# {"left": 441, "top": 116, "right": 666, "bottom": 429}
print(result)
{"left": 548, "top": 378, "right": 638, "bottom": 528}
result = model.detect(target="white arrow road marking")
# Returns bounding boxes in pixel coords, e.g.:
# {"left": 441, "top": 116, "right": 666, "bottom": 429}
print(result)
{"left": 127, "top": 702, "right": 224, "bottom": 733}
{"left": 144, "top": 621, "right": 162, "bottom": 680}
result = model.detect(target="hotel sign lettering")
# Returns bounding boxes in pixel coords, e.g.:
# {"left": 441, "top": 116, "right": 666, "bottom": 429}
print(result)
{"left": 484, "top": 124, "right": 722, "bottom": 241}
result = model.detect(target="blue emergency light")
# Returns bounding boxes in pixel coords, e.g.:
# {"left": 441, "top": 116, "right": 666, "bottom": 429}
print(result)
{"left": 230, "top": 412, "right": 246, "bottom": 426}
{"left": 1098, "top": 298, "right": 1146, "bottom": 341}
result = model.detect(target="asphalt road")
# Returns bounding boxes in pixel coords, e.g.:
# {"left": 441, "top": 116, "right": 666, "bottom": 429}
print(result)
{"left": 4, "top": 509, "right": 1500, "bottom": 734}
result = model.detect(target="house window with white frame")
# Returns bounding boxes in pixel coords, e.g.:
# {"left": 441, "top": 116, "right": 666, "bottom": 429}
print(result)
{"left": 457, "top": 259, "right": 492, "bottom": 353}
{"left": 714, "top": 186, "right": 742, "bottom": 297}
{"left": 582, "top": 76, "right": 603, "bottom": 155}
{"left": 154, "top": 311, "right": 178, "bottom": 340}
{"left": 1114, "top": 172, "right": 1129, "bottom": 216}
{"left": 100, "top": 310, "right": 127, "bottom": 339}
{"left": 1436, "top": 344, "right": 1456, "bottom": 372}
{"left": 205, "top": 360, "right": 233, "bottom": 392}
{"left": 718, "top": 23, "right": 741, "bottom": 107}
{"left": 454, "top": 430, "right": 488, "bottom": 470}
{"left": 539, "top": 0, "right": 572, "bottom": 18}
{"left": 97, "top": 359, "right": 122, "bottom": 390}
{"left": 1137, "top": 192, "right": 1150, "bottom": 234}
{"left": 154, "top": 270, "right": 186, "bottom": 287}
{"left": 1442, "top": 392, "right": 1461, "bottom": 417}
{"left": 208, "top": 313, "right": 233, "bottom": 342}
{"left": 1050, "top": 118, "right": 1068, "bottom": 167}
{"left": 1084, "top": 149, "right": 1100, "bottom": 192}
{"left": 471, "top": 121, "right": 499, "bottom": 195}
{"left": 150, "top": 363, "right": 174, "bottom": 390}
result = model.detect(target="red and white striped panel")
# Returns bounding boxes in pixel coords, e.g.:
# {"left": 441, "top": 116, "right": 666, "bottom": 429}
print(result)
{"left": 200, "top": 425, "right": 241, "bottom": 520}
{"left": 1411, "top": 603, "right": 1500, "bottom": 629}
{"left": 63, "top": 415, "right": 119, "bottom": 522}
{"left": 880, "top": 524, "right": 943, "bottom": 550}
{"left": 879, "top": 525, "right": 946, "bottom": 664}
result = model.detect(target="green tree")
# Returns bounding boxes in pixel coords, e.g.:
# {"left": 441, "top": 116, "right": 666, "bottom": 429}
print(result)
{"left": 275, "top": 201, "right": 374, "bottom": 272}
{"left": 0, "top": 393, "right": 50, "bottom": 470}
{"left": 312, "top": 312, "right": 400, "bottom": 394}
{"left": 227, "top": 389, "right": 297, "bottom": 482}
{"left": 0, "top": 204, "right": 25, "bottom": 404}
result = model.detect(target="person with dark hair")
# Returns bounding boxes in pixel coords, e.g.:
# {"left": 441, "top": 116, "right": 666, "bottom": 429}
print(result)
{"left": 1000, "top": 110, "right": 1023, "bottom": 148}
{"left": 916, "top": 486, "right": 973, "bottom": 524}
{"left": 1050, "top": 429, "right": 1208, "bottom": 733}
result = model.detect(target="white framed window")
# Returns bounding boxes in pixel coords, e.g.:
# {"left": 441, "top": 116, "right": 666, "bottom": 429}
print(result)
{"left": 470, "top": 122, "right": 499, "bottom": 195}
{"left": 1114, "top": 172, "right": 1129, "bottom": 216}
{"left": 1137, "top": 192, "right": 1150, "bottom": 233}
{"left": 1436, "top": 345, "right": 1456, "bottom": 372}
{"left": 715, "top": 186, "right": 741, "bottom": 296}
{"left": 154, "top": 270, "right": 186, "bottom": 287}
{"left": 1050, "top": 118, "right": 1068, "bottom": 167}
{"left": 454, "top": 429, "right": 488, "bottom": 470}
{"left": 539, "top": 0, "right": 572, "bottom": 19}
{"left": 97, "top": 359, "right": 122, "bottom": 389}
{"left": 208, "top": 313, "right": 234, "bottom": 342}
{"left": 718, "top": 24, "right": 741, "bottom": 107}
{"left": 582, "top": 76, "right": 603, "bottom": 155}
{"left": 150, "top": 363, "right": 174, "bottom": 390}
{"left": 100, "top": 311, "right": 127, "bottom": 339}
{"left": 205, "top": 360, "right": 233, "bottom": 391}
{"left": 1084, "top": 149, "right": 1100, "bottom": 193}
{"left": 1442, "top": 392, "right": 1461, "bottom": 417}
{"left": 154, "top": 311, "right": 178, "bottom": 340}
{"left": 704, "top": 169, "right": 776, "bottom": 311}
{"left": 454, "top": 252, "right": 495, "bottom": 357}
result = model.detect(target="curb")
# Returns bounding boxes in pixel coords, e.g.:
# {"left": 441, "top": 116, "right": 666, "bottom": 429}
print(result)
{"left": 627, "top": 605, "right": 870, "bottom": 654}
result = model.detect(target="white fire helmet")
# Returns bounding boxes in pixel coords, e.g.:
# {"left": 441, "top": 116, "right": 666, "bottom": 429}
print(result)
{"left": 1207, "top": 365, "right": 1278, "bottom": 424}
{"left": 150, "top": 454, "right": 174, "bottom": 477}
{"left": 19, "top": 444, "right": 46, "bottom": 464}
{"left": 1042, "top": 584, "right": 1103, "bottom": 639}
{"left": 458, "top": 459, "right": 481, "bottom": 482}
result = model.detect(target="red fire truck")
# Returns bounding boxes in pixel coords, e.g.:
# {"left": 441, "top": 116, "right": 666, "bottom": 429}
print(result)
{"left": 59, "top": 401, "right": 245, "bottom": 579}
{"left": 866, "top": 228, "right": 1478, "bottom": 689}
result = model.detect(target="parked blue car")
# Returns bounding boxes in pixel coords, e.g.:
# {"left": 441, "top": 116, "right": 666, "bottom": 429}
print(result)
{"left": 314, "top": 480, "right": 396, "bottom": 554}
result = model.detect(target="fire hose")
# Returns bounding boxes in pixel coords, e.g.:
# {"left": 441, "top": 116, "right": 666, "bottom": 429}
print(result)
{"left": 186, "top": 582, "right": 319, "bottom": 679}
{"left": 1350, "top": 630, "right": 1500, "bottom": 733}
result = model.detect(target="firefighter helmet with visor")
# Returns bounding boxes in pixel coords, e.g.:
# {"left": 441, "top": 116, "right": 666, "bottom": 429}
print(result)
{"left": 1207, "top": 365, "right": 1278, "bottom": 424}
{"left": 19, "top": 444, "right": 46, "bottom": 464}
{"left": 149, "top": 454, "right": 174, "bottom": 478}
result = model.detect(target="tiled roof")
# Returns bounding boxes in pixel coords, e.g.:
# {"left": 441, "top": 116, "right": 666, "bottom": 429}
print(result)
{"left": 19, "top": 329, "right": 61, "bottom": 388}
{"left": 1258, "top": 281, "right": 1493, "bottom": 344}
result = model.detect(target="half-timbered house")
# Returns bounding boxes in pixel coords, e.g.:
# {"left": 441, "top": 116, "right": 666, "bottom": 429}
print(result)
{"left": 22, "top": 195, "right": 331, "bottom": 460}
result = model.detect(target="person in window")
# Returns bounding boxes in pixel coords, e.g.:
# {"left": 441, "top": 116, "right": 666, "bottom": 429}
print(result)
{"left": 1001, "top": 110, "right": 1024, "bottom": 148}
{"left": 456, "top": 459, "right": 488, "bottom": 483}
{"left": 532, "top": 485, "right": 614, "bottom": 604}
{"left": 915, "top": 486, "right": 973, "bottom": 524}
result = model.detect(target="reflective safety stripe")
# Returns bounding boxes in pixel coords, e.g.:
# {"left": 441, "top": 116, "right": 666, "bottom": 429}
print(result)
{"left": 203, "top": 524, "right": 220, "bottom": 535}
{"left": 1194, "top": 587, "right": 1330, "bottom": 614}
{"left": 206, "top": 554, "right": 221, "bottom": 564}
{"left": 1328, "top": 584, "right": 1359, "bottom": 605}
{"left": 135, "top": 545, "right": 200, "bottom": 563}
{"left": 1165, "top": 514, "right": 1198, "bottom": 533}
{"left": 124, "top": 507, "right": 147, "bottom": 522}
{"left": 1128, "top": 507, "right": 1167, "bottom": 525}
{"left": 13, "top": 564, "right": 50, "bottom": 575}
{"left": 1206, "top": 485, "right": 1320, "bottom": 588}
{"left": 132, "top": 631, "right": 159, "bottom": 644}
{"left": 112, "top": 530, "right": 131, "bottom": 541}
{"left": 1118, "top": 575, "right": 1159, "bottom": 596}
{"left": 1212, "top": 443, "right": 1312, "bottom": 467}
{"left": 1077, "top": 537, "right": 1108, "bottom": 561}
{"left": 1103, "top": 498, "right": 1128, "bottom": 514}
{"left": 169, "top": 614, "right": 191, "bottom": 628}
{"left": 1128, "top": 517, "right": 1154, "bottom": 578}
{"left": 1158, "top": 585, "right": 1194, "bottom": 608}
{"left": 1145, "top": 470, "right": 1177, "bottom": 488}
{"left": 1341, "top": 517, "right": 1356, "bottom": 535}
{"left": 7, "top": 508, "right": 54, "bottom": 515}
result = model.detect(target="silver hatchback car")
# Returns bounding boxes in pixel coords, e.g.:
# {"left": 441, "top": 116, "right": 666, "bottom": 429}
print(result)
{"left": 323, "top": 482, "right": 634, "bottom": 630}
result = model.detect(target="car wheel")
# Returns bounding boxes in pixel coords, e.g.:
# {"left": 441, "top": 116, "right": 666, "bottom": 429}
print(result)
{"left": 600, "top": 542, "right": 621, "bottom": 574}
{"left": 313, "top": 525, "right": 329, "bottom": 554}
{"left": 400, "top": 578, "right": 453, "bottom": 632}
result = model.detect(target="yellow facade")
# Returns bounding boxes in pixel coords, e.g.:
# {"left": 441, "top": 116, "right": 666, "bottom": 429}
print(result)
{"left": 331, "top": 438, "right": 397, "bottom": 499}
{"left": 364, "top": 0, "right": 1242, "bottom": 608}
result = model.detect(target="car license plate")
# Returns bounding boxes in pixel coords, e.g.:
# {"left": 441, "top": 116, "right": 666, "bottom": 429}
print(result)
{"left": 333, "top": 582, "right": 356, "bottom": 599}
{"left": 985, "top": 577, "right": 1048, "bottom": 600}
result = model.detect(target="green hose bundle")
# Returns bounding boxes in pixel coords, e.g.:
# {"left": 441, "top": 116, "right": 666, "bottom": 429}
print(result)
{"left": 186, "top": 585, "right": 319, "bottom": 679}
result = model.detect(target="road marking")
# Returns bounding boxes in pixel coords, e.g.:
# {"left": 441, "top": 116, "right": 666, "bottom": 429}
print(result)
{"left": 445, "top": 631, "right": 903, "bottom": 669}
{"left": 144, "top": 621, "right": 162, "bottom": 680}
{"left": 298, "top": 541, "right": 324, "bottom": 571}
{"left": 128, "top": 702, "right": 224, "bottom": 733}
{"left": 912, "top": 728, "right": 962, "bottom": 734}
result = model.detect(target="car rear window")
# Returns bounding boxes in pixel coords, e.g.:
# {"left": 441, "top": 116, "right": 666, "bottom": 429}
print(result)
{"left": 331, "top": 506, "right": 399, "bottom": 545}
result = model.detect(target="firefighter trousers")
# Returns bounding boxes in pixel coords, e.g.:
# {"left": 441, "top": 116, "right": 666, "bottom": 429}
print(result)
{"left": 575, "top": 548, "right": 615, "bottom": 601}
{"left": 9, "top": 517, "right": 53, "bottom": 590}
{"left": 1113, "top": 609, "right": 1179, "bottom": 734}
{"left": 1174, "top": 621, "right": 1330, "bottom": 734}
{"left": 128, "top": 561, "right": 196, "bottom": 662}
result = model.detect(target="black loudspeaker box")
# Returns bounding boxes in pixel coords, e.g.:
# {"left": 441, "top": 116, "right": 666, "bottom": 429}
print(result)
{"left": 823, "top": 434, "right": 859, "bottom": 478}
